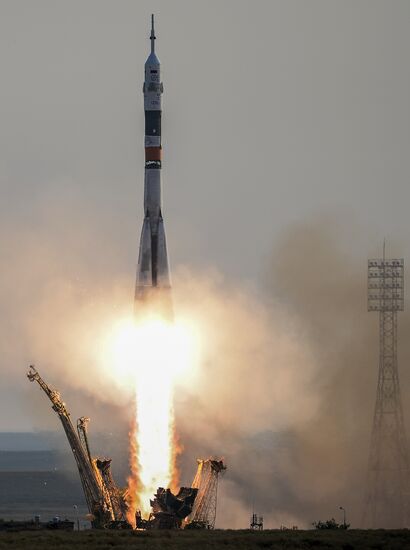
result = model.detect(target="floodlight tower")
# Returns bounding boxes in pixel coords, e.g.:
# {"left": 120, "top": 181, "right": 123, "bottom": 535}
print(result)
{"left": 364, "top": 253, "right": 410, "bottom": 527}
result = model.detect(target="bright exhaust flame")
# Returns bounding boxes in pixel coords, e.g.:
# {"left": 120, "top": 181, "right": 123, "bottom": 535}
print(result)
{"left": 108, "top": 315, "right": 198, "bottom": 520}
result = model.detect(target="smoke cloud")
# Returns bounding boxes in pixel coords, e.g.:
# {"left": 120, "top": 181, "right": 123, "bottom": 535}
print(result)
{"left": 172, "top": 217, "right": 410, "bottom": 529}
{"left": 2, "top": 194, "right": 410, "bottom": 528}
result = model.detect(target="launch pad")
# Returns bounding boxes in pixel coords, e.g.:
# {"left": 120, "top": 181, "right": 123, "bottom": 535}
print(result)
{"left": 27, "top": 365, "right": 225, "bottom": 530}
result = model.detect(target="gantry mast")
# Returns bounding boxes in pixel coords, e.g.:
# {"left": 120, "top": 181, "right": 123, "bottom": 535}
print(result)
{"left": 186, "top": 458, "right": 226, "bottom": 529}
{"left": 27, "top": 365, "right": 114, "bottom": 527}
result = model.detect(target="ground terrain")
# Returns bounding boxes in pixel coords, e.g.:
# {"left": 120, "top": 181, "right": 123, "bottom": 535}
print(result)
{"left": 0, "top": 529, "right": 409, "bottom": 550}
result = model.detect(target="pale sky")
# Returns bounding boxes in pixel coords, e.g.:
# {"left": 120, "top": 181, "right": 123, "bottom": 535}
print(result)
{"left": 2, "top": 1, "right": 410, "bottom": 282}
{"left": 1, "top": 1, "right": 410, "bottom": 428}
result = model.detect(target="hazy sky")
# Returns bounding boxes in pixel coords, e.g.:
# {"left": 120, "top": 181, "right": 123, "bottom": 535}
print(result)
{"left": 1, "top": 0, "right": 409, "bottom": 422}
{"left": 2, "top": 0, "right": 410, "bottom": 282}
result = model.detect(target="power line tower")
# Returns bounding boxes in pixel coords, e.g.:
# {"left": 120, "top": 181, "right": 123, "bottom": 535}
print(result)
{"left": 364, "top": 254, "right": 410, "bottom": 527}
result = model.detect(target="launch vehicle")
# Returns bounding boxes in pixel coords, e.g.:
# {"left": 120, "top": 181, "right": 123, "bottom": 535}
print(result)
{"left": 135, "top": 15, "right": 172, "bottom": 315}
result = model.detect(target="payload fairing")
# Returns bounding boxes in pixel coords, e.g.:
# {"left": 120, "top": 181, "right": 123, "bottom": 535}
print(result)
{"left": 135, "top": 15, "right": 172, "bottom": 313}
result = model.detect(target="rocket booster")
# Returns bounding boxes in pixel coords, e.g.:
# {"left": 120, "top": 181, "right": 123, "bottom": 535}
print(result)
{"left": 135, "top": 15, "right": 172, "bottom": 312}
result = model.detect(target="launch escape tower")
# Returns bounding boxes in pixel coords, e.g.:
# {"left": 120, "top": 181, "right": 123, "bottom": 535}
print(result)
{"left": 364, "top": 254, "right": 410, "bottom": 527}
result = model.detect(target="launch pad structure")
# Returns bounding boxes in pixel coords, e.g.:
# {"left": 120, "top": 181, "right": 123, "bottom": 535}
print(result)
{"left": 364, "top": 254, "right": 410, "bottom": 527}
{"left": 27, "top": 365, "right": 226, "bottom": 530}
{"left": 27, "top": 366, "right": 129, "bottom": 529}
{"left": 186, "top": 459, "right": 227, "bottom": 529}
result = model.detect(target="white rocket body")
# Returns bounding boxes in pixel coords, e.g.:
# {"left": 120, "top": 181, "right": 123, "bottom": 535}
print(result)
{"left": 135, "top": 16, "right": 172, "bottom": 311}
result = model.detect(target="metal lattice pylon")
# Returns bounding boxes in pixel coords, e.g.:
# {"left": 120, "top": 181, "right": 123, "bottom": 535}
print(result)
{"left": 364, "top": 256, "right": 410, "bottom": 527}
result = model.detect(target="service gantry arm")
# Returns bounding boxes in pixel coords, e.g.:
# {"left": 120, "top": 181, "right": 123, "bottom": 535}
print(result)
{"left": 96, "top": 458, "right": 128, "bottom": 521}
{"left": 186, "top": 458, "right": 226, "bottom": 529}
{"left": 27, "top": 365, "right": 113, "bottom": 527}
{"left": 76, "top": 417, "right": 114, "bottom": 515}
{"left": 77, "top": 416, "right": 127, "bottom": 521}
{"left": 77, "top": 416, "right": 93, "bottom": 463}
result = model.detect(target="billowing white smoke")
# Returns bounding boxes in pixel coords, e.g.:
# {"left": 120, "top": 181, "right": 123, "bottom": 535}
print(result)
{"left": 3, "top": 202, "right": 410, "bottom": 528}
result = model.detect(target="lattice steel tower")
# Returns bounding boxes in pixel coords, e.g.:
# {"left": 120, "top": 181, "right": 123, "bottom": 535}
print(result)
{"left": 187, "top": 458, "right": 226, "bottom": 529}
{"left": 364, "top": 255, "right": 410, "bottom": 527}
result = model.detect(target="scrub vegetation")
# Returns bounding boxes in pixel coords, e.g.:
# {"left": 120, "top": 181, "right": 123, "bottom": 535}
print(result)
{"left": 0, "top": 529, "right": 409, "bottom": 550}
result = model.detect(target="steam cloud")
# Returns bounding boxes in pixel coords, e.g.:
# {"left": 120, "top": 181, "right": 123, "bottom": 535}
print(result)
{"left": 2, "top": 197, "right": 410, "bottom": 528}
